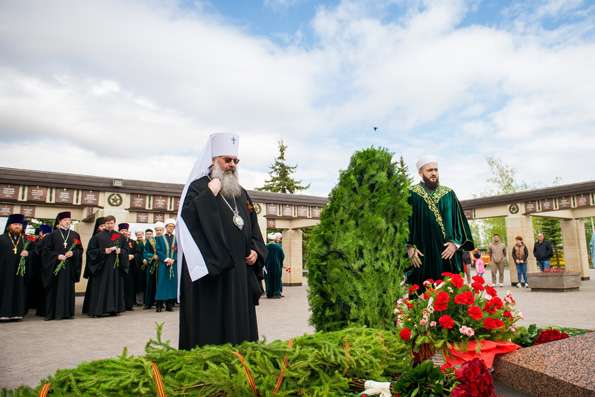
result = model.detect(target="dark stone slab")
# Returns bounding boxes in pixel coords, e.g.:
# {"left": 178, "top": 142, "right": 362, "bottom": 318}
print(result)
{"left": 527, "top": 271, "right": 581, "bottom": 292}
{"left": 494, "top": 332, "right": 595, "bottom": 397}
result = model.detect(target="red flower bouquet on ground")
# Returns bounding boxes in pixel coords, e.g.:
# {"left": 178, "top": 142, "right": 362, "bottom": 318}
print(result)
{"left": 395, "top": 273, "right": 520, "bottom": 368}
{"left": 534, "top": 329, "right": 569, "bottom": 345}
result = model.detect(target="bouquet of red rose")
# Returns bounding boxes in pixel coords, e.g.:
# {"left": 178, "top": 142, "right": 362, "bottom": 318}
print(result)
{"left": 54, "top": 239, "right": 82, "bottom": 275}
{"left": 110, "top": 232, "right": 121, "bottom": 269}
{"left": 396, "top": 273, "right": 521, "bottom": 367}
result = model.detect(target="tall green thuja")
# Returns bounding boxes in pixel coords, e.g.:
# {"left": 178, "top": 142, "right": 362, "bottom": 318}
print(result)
{"left": 307, "top": 147, "right": 411, "bottom": 332}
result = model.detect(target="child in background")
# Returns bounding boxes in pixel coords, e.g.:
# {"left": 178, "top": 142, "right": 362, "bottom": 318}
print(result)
{"left": 474, "top": 252, "right": 485, "bottom": 278}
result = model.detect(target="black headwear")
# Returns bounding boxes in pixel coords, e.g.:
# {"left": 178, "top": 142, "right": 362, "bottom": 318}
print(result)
{"left": 93, "top": 217, "right": 107, "bottom": 236}
{"left": 4, "top": 213, "right": 25, "bottom": 233}
{"left": 54, "top": 211, "right": 72, "bottom": 228}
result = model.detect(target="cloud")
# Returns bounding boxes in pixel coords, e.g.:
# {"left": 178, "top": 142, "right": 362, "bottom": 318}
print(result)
{"left": 0, "top": 0, "right": 594, "bottom": 198}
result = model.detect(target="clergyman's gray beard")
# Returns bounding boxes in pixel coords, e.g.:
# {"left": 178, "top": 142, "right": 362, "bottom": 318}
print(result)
{"left": 212, "top": 163, "right": 242, "bottom": 198}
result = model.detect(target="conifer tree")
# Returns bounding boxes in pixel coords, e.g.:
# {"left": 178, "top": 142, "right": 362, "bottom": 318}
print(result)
{"left": 307, "top": 147, "right": 411, "bottom": 332}
{"left": 257, "top": 141, "right": 309, "bottom": 193}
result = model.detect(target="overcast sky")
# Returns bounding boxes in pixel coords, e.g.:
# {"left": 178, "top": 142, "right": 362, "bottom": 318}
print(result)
{"left": 1, "top": 0, "right": 594, "bottom": 198}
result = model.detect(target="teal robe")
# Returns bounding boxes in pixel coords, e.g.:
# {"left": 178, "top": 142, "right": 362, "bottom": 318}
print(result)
{"left": 406, "top": 183, "right": 474, "bottom": 286}
{"left": 264, "top": 242, "right": 284, "bottom": 298}
{"left": 155, "top": 234, "right": 177, "bottom": 301}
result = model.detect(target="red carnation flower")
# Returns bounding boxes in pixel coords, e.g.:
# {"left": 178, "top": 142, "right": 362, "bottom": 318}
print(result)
{"left": 534, "top": 329, "right": 569, "bottom": 345}
{"left": 422, "top": 292, "right": 432, "bottom": 300}
{"left": 483, "top": 317, "right": 505, "bottom": 330}
{"left": 454, "top": 291, "right": 474, "bottom": 305}
{"left": 409, "top": 284, "right": 420, "bottom": 294}
{"left": 434, "top": 279, "right": 443, "bottom": 286}
{"left": 399, "top": 327, "right": 412, "bottom": 341}
{"left": 404, "top": 299, "right": 413, "bottom": 309}
{"left": 441, "top": 272, "right": 454, "bottom": 277}
{"left": 503, "top": 311, "right": 513, "bottom": 319}
{"left": 438, "top": 314, "right": 455, "bottom": 329}
{"left": 454, "top": 358, "right": 496, "bottom": 397}
{"left": 450, "top": 274, "right": 465, "bottom": 289}
{"left": 434, "top": 291, "right": 450, "bottom": 312}
{"left": 485, "top": 286, "right": 498, "bottom": 297}
{"left": 111, "top": 232, "right": 121, "bottom": 241}
{"left": 468, "top": 305, "right": 484, "bottom": 321}
{"left": 471, "top": 282, "right": 485, "bottom": 292}
{"left": 485, "top": 297, "right": 503, "bottom": 314}
{"left": 472, "top": 275, "right": 485, "bottom": 284}
{"left": 74, "top": 239, "right": 81, "bottom": 246}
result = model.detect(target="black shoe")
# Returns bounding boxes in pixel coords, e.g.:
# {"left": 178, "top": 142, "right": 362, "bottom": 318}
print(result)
{"left": 156, "top": 307, "right": 162, "bottom": 312}
{"left": 166, "top": 306, "right": 173, "bottom": 312}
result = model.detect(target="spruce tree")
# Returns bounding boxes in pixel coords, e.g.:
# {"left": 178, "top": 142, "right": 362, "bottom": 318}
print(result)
{"left": 307, "top": 147, "right": 411, "bottom": 332}
{"left": 257, "top": 141, "right": 310, "bottom": 193}
{"left": 533, "top": 217, "right": 564, "bottom": 267}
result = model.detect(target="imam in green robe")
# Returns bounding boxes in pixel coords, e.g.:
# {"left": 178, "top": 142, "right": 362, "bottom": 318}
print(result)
{"left": 264, "top": 242, "right": 284, "bottom": 298}
{"left": 406, "top": 182, "right": 474, "bottom": 286}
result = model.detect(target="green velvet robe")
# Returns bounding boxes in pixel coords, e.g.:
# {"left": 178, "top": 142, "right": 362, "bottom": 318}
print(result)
{"left": 406, "top": 183, "right": 474, "bottom": 286}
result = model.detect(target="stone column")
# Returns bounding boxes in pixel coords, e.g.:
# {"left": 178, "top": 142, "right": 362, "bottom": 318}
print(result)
{"left": 505, "top": 215, "right": 536, "bottom": 285}
{"left": 282, "top": 229, "right": 303, "bottom": 286}
{"left": 561, "top": 219, "right": 590, "bottom": 279}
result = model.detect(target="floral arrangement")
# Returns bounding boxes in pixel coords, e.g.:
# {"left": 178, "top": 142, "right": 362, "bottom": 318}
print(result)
{"left": 395, "top": 273, "right": 521, "bottom": 353}
{"left": 543, "top": 267, "right": 565, "bottom": 273}
{"left": 110, "top": 232, "right": 121, "bottom": 268}
{"left": 450, "top": 358, "right": 496, "bottom": 397}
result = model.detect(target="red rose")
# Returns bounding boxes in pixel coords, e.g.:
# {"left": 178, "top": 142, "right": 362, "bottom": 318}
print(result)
{"left": 438, "top": 314, "right": 455, "bottom": 329}
{"left": 434, "top": 291, "right": 450, "bottom": 312}
{"left": 485, "top": 286, "right": 498, "bottom": 297}
{"left": 454, "top": 291, "right": 474, "bottom": 305}
{"left": 111, "top": 233, "right": 121, "bottom": 241}
{"left": 471, "top": 282, "right": 484, "bottom": 292}
{"left": 74, "top": 239, "right": 81, "bottom": 246}
{"left": 485, "top": 297, "right": 503, "bottom": 314}
{"left": 467, "top": 305, "right": 484, "bottom": 321}
{"left": 399, "top": 327, "right": 412, "bottom": 341}
{"left": 483, "top": 317, "right": 505, "bottom": 330}
{"left": 450, "top": 274, "right": 465, "bottom": 289}
{"left": 472, "top": 275, "right": 485, "bottom": 284}
{"left": 408, "top": 284, "right": 420, "bottom": 294}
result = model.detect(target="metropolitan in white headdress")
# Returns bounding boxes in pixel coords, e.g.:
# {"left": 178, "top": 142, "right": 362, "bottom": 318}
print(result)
{"left": 176, "top": 133, "right": 267, "bottom": 350}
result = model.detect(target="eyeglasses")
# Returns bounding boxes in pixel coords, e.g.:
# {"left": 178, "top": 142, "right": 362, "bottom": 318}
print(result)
{"left": 222, "top": 157, "right": 240, "bottom": 165}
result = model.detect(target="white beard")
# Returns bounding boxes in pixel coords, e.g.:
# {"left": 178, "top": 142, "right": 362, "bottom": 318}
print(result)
{"left": 212, "top": 162, "right": 242, "bottom": 198}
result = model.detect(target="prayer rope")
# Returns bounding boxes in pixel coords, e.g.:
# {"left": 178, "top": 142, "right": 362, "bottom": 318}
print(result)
{"left": 151, "top": 362, "right": 167, "bottom": 397}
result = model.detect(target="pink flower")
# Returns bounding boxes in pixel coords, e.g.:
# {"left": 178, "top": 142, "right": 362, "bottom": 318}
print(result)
{"left": 420, "top": 319, "right": 428, "bottom": 326}
{"left": 430, "top": 321, "right": 437, "bottom": 327}
{"left": 459, "top": 325, "right": 475, "bottom": 337}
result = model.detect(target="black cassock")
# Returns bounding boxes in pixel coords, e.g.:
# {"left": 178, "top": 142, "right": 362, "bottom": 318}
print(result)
{"left": 84, "top": 230, "right": 128, "bottom": 316}
{"left": 133, "top": 240, "right": 146, "bottom": 301}
{"left": 123, "top": 238, "right": 137, "bottom": 310}
{"left": 82, "top": 233, "right": 98, "bottom": 315}
{"left": 179, "top": 177, "right": 267, "bottom": 349}
{"left": 0, "top": 233, "right": 28, "bottom": 319}
{"left": 27, "top": 237, "right": 47, "bottom": 316}
{"left": 41, "top": 229, "right": 83, "bottom": 320}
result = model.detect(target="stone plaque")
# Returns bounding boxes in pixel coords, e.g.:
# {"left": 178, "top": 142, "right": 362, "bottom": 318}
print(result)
{"left": 136, "top": 212, "right": 150, "bottom": 223}
{"left": 55, "top": 188, "right": 74, "bottom": 204}
{"left": 282, "top": 205, "right": 293, "bottom": 217}
{"left": 81, "top": 191, "right": 99, "bottom": 206}
{"left": 540, "top": 198, "right": 554, "bottom": 211}
{"left": 0, "top": 184, "right": 19, "bottom": 200}
{"left": 463, "top": 209, "right": 474, "bottom": 219}
{"left": 267, "top": 204, "right": 278, "bottom": 216}
{"left": 297, "top": 206, "right": 309, "bottom": 217}
{"left": 525, "top": 201, "right": 537, "bottom": 213}
{"left": 558, "top": 196, "right": 573, "bottom": 209}
{"left": 173, "top": 197, "right": 180, "bottom": 211}
{"left": 27, "top": 186, "right": 47, "bottom": 202}
{"left": 153, "top": 195, "right": 168, "bottom": 210}
{"left": 312, "top": 207, "right": 321, "bottom": 218}
{"left": 0, "top": 204, "right": 14, "bottom": 216}
{"left": 130, "top": 194, "right": 147, "bottom": 209}
{"left": 576, "top": 194, "right": 590, "bottom": 207}
{"left": 21, "top": 205, "right": 35, "bottom": 218}
{"left": 153, "top": 213, "right": 165, "bottom": 222}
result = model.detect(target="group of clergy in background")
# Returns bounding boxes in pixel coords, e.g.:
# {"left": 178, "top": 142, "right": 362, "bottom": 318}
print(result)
{"left": 0, "top": 212, "right": 179, "bottom": 321}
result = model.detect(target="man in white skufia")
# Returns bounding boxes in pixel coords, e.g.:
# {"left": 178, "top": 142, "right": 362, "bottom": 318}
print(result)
{"left": 176, "top": 133, "right": 267, "bottom": 349}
